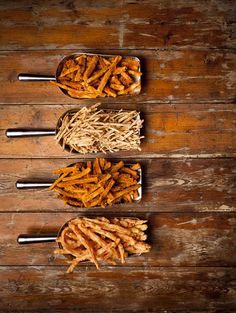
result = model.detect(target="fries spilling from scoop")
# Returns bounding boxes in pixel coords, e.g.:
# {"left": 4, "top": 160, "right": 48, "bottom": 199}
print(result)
{"left": 50, "top": 158, "right": 142, "bottom": 208}
{"left": 51, "top": 54, "right": 142, "bottom": 99}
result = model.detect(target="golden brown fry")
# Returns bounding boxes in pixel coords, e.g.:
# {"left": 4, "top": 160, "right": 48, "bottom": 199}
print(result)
{"left": 55, "top": 217, "right": 150, "bottom": 272}
{"left": 50, "top": 158, "right": 141, "bottom": 208}
{"left": 83, "top": 55, "right": 98, "bottom": 80}
{"left": 97, "top": 56, "right": 122, "bottom": 93}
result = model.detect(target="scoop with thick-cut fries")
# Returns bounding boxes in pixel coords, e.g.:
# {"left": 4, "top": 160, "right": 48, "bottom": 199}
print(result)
{"left": 49, "top": 158, "right": 142, "bottom": 208}
{"left": 51, "top": 53, "right": 142, "bottom": 99}
{"left": 56, "top": 217, "right": 151, "bottom": 273}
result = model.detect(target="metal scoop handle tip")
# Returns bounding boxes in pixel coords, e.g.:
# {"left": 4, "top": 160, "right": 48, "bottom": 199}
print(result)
{"left": 17, "top": 234, "right": 57, "bottom": 244}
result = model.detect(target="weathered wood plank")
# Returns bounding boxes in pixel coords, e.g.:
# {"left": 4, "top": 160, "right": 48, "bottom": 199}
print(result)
{"left": 0, "top": 212, "right": 235, "bottom": 267}
{"left": 0, "top": 0, "right": 235, "bottom": 49}
{"left": 0, "top": 266, "right": 235, "bottom": 311}
{"left": 1, "top": 104, "right": 236, "bottom": 158}
{"left": 0, "top": 50, "right": 235, "bottom": 104}
{"left": 0, "top": 158, "right": 235, "bottom": 212}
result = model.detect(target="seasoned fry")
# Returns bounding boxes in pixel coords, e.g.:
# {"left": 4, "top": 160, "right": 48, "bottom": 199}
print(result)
{"left": 49, "top": 158, "right": 141, "bottom": 208}
{"left": 52, "top": 54, "right": 141, "bottom": 99}
{"left": 55, "top": 217, "right": 151, "bottom": 272}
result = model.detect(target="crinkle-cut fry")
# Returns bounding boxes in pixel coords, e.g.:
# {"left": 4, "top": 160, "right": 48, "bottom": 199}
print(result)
{"left": 62, "top": 168, "right": 91, "bottom": 181}
{"left": 97, "top": 55, "right": 122, "bottom": 93}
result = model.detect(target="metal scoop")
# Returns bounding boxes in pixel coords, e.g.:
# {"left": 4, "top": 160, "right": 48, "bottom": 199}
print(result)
{"left": 6, "top": 108, "right": 143, "bottom": 154}
{"left": 16, "top": 162, "right": 142, "bottom": 203}
{"left": 17, "top": 53, "right": 141, "bottom": 98}
{"left": 17, "top": 217, "right": 74, "bottom": 244}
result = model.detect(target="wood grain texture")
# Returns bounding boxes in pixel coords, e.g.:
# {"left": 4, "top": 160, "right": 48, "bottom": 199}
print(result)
{"left": 0, "top": 158, "right": 235, "bottom": 212}
{"left": 0, "top": 0, "right": 235, "bottom": 50}
{"left": 0, "top": 212, "right": 235, "bottom": 267}
{"left": 0, "top": 267, "right": 235, "bottom": 312}
{"left": 1, "top": 104, "right": 236, "bottom": 158}
{"left": 0, "top": 0, "right": 235, "bottom": 311}
{"left": 0, "top": 50, "right": 235, "bottom": 104}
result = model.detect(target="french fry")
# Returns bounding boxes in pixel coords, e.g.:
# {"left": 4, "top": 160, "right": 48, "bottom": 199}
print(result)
{"left": 50, "top": 158, "right": 141, "bottom": 208}
{"left": 55, "top": 217, "right": 151, "bottom": 272}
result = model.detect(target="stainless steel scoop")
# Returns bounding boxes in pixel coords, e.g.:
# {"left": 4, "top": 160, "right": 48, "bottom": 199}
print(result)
{"left": 6, "top": 108, "right": 143, "bottom": 154}
{"left": 18, "top": 53, "right": 141, "bottom": 99}
{"left": 17, "top": 217, "right": 73, "bottom": 244}
{"left": 16, "top": 162, "right": 142, "bottom": 204}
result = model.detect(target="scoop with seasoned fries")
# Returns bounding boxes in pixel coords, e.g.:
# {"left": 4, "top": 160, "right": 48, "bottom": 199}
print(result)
{"left": 55, "top": 216, "right": 151, "bottom": 273}
{"left": 51, "top": 54, "right": 141, "bottom": 99}
{"left": 49, "top": 158, "right": 142, "bottom": 208}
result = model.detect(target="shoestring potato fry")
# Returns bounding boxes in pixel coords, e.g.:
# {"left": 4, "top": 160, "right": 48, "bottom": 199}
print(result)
{"left": 51, "top": 54, "right": 142, "bottom": 99}
{"left": 55, "top": 216, "right": 151, "bottom": 273}
{"left": 49, "top": 158, "right": 142, "bottom": 208}
{"left": 56, "top": 103, "right": 144, "bottom": 154}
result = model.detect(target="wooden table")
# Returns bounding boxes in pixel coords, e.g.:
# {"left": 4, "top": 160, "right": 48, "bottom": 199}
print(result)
{"left": 0, "top": 1, "right": 236, "bottom": 312}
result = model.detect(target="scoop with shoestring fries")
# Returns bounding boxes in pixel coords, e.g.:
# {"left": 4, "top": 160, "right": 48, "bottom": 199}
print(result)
{"left": 17, "top": 216, "right": 151, "bottom": 273}
{"left": 16, "top": 158, "right": 142, "bottom": 208}
{"left": 6, "top": 104, "right": 144, "bottom": 154}
{"left": 18, "top": 53, "right": 141, "bottom": 99}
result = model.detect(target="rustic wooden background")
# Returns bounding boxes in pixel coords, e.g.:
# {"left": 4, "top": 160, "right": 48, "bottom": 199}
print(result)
{"left": 0, "top": 0, "right": 236, "bottom": 312}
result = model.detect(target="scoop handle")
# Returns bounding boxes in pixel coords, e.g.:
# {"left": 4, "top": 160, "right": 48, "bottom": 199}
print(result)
{"left": 17, "top": 234, "right": 57, "bottom": 244}
{"left": 18, "top": 73, "right": 56, "bottom": 81}
{"left": 6, "top": 129, "right": 56, "bottom": 137}
{"left": 16, "top": 181, "right": 53, "bottom": 189}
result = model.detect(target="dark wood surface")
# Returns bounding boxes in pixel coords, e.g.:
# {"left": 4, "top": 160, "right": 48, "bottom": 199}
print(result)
{"left": 0, "top": 0, "right": 235, "bottom": 312}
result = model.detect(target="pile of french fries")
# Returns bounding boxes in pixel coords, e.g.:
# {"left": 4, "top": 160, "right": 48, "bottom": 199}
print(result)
{"left": 49, "top": 158, "right": 141, "bottom": 208}
{"left": 55, "top": 217, "right": 151, "bottom": 273}
{"left": 51, "top": 54, "right": 141, "bottom": 99}
{"left": 56, "top": 104, "right": 143, "bottom": 154}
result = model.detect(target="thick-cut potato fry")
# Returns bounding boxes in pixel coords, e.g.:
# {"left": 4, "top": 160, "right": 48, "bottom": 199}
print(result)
{"left": 50, "top": 158, "right": 141, "bottom": 208}
{"left": 55, "top": 217, "right": 151, "bottom": 272}
{"left": 52, "top": 54, "right": 141, "bottom": 99}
